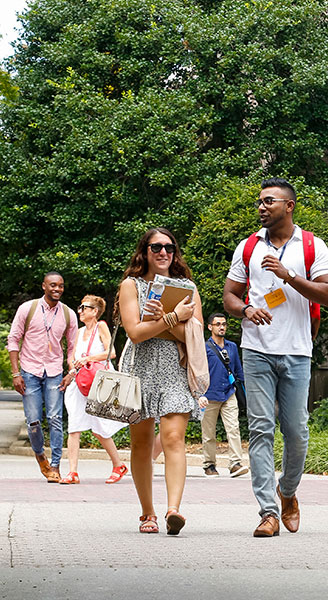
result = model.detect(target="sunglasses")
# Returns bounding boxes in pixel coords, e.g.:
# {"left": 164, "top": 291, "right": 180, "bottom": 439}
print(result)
{"left": 148, "top": 243, "right": 176, "bottom": 254}
{"left": 77, "top": 304, "right": 95, "bottom": 312}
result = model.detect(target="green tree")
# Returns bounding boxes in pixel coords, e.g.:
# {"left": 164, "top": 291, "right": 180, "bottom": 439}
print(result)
{"left": 0, "top": 0, "right": 327, "bottom": 314}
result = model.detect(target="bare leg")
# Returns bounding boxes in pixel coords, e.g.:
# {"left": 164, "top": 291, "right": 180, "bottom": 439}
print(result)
{"left": 152, "top": 431, "right": 163, "bottom": 460}
{"left": 93, "top": 433, "right": 122, "bottom": 468}
{"left": 160, "top": 413, "right": 189, "bottom": 511}
{"left": 67, "top": 432, "right": 81, "bottom": 472}
{"left": 130, "top": 418, "right": 156, "bottom": 516}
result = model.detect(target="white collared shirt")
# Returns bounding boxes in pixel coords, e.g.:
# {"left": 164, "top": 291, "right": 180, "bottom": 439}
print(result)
{"left": 227, "top": 225, "right": 328, "bottom": 356}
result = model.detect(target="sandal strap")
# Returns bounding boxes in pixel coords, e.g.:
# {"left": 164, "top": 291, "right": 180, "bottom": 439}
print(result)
{"left": 139, "top": 514, "right": 159, "bottom": 533}
{"left": 140, "top": 515, "right": 158, "bottom": 523}
{"left": 112, "top": 464, "right": 128, "bottom": 475}
{"left": 165, "top": 507, "right": 180, "bottom": 518}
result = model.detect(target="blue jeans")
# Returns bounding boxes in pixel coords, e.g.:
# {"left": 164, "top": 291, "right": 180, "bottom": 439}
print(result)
{"left": 21, "top": 369, "right": 64, "bottom": 467}
{"left": 242, "top": 350, "right": 310, "bottom": 518}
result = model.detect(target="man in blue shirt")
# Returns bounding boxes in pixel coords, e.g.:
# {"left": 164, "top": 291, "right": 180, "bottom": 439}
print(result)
{"left": 201, "top": 313, "right": 249, "bottom": 478}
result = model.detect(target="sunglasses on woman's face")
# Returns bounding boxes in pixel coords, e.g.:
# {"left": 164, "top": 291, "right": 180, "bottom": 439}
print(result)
{"left": 147, "top": 243, "right": 176, "bottom": 254}
{"left": 77, "top": 304, "right": 95, "bottom": 312}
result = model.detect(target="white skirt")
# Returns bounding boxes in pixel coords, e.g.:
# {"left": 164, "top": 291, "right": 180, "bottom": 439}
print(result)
{"left": 64, "top": 380, "right": 127, "bottom": 438}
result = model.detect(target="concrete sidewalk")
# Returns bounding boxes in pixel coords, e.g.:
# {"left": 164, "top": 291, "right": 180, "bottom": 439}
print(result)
{"left": 1, "top": 392, "right": 328, "bottom": 599}
{"left": 1, "top": 454, "right": 327, "bottom": 600}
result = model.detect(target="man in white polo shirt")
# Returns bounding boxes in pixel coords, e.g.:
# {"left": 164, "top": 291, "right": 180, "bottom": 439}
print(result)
{"left": 223, "top": 178, "right": 328, "bottom": 537}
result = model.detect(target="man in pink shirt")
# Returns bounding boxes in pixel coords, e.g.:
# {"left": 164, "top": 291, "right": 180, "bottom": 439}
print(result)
{"left": 7, "top": 272, "right": 78, "bottom": 482}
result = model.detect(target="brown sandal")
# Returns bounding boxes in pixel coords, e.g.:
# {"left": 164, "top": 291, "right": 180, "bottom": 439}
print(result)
{"left": 139, "top": 515, "right": 159, "bottom": 534}
{"left": 165, "top": 506, "right": 185, "bottom": 536}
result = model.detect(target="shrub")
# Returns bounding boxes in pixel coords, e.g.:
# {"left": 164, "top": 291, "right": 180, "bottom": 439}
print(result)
{"left": 309, "top": 398, "right": 328, "bottom": 431}
{"left": 274, "top": 425, "right": 328, "bottom": 475}
{"left": 0, "top": 319, "right": 13, "bottom": 389}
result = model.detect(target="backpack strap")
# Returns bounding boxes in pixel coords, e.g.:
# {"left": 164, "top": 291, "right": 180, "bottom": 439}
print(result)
{"left": 24, "top": 299, "right": 71, "bottom": 339}
{"left": 302, "top": 230, "right": 315, "bottom": 279}
{"left": 242, "top": 232, "right": 260, "bottom": 304}
{"left": 302, "top": 230, "right": 321, "bottom": 324}
{"left": 24, "top": 299, "right": 40, "bottom": 335}
{"left": 61, "top": 303, "right": 71, "bottom": 338}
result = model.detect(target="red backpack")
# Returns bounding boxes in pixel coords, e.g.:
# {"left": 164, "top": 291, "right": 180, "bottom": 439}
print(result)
{"left": 242, "top": 230, "right": 320, "bottom": 337}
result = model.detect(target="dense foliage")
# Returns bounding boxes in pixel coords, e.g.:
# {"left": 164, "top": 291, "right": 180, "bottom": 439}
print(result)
{"left": 1, "top": 0, "right": 328, "bottom": 316}
{"left": 185, "top": 177, "right": 328, "bottom": 363}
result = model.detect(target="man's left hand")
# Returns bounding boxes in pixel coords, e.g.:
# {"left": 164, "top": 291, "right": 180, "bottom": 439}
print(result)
{"left": 261, "top": 255, "right": 289, "bottom": 280}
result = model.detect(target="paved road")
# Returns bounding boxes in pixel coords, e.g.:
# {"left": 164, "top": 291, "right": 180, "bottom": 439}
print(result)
{"left": 1, "top": 455, "right": 327, "bottom": 600}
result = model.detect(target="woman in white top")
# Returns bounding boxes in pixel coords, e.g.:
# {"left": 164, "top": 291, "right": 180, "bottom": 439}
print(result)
{"left": 60, "top": 295, "right": 128, "bottom": 484}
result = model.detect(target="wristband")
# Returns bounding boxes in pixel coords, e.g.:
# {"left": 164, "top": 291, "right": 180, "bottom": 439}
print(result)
{"left": 242, "top": 304, "right": 253, "bottom": 317}
{"left": 12, "top": 372, "right": 21, "bottom": 378}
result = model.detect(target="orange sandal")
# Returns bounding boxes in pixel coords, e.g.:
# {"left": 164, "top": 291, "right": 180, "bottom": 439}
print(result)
{"left": 139, "top": 515, "right": 159, "bottom": 534}
{"left": 105, "top": 464, "right": 128, "bottom": 484}
{"left": 165, "top": 507, "right": 186, "bottom": 535}
{"left": 59, "top": 472, "right": 80, "bottom": 484}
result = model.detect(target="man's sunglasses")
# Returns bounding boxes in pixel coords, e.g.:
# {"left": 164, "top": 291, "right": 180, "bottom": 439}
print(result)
{"left": 148, "top": 243, "right": 176, "bottom": 254}
{"left": 77, "top": 304, "right": 95, "bottom": 312}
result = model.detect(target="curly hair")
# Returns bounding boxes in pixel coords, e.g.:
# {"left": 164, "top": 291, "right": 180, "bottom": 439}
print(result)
{"left": 113, "top": 228, "right": 192, "bottom": 320}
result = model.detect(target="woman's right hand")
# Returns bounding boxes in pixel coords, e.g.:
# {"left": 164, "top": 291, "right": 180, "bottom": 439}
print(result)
{"left": 174, "top": 295, "right": 195, "bottom": 322}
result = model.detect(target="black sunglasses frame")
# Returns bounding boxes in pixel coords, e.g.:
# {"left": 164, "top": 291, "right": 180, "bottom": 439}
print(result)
{"left": 77, "top": 304, "right": 96, "bottom": 312}
{"left": 147, "top": 243, "right": 176, "bottom": 254}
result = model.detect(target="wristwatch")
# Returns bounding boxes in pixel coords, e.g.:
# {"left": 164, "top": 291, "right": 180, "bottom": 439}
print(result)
{"left": 242, "top": 304, "right": 253, "bottom": 317}
{"left": 283, "top": 269, "right": 296, "bottom": 284}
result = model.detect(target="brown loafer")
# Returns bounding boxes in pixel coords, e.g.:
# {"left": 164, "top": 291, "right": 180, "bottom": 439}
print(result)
{"left": 253, "top": 514, "right": 280, "bottom": 537}
{"left": 277, "top": 484, "right": 300, "bottom": 533}
{"left": 47, "top": 466, "right": 61, "bottom": 483}
{"left": 35, "top": 453, "right": 52, "bottom": 479}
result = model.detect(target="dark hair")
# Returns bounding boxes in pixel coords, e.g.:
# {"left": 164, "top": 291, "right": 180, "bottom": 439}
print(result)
{"left": 208, "top": 312, "right": 227, "bottom": 325}
{"left": 43, "top": 271, "right": 64, "bottom": 281}
{"left": 121, "top": 228, "right": 192, "bottom": 280}
{"left": 114, "top": 228, "right": 192, "bottom": 320}
{"left": 261, "top": 178, "right": 296, "bottom": 204}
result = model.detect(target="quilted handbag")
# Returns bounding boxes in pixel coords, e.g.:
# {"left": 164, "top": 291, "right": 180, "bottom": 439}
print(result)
{"left": 85, "top": 322, "right": 142, "bottom": 425}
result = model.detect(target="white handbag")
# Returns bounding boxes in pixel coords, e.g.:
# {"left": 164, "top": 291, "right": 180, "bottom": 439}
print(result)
{"left": 85, "top": 323, "right": 142, "bottom": 425}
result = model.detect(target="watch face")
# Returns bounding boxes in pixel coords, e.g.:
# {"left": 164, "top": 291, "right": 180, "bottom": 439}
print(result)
{"left": 289, "top": 269, "right": 296, "bottom": 278}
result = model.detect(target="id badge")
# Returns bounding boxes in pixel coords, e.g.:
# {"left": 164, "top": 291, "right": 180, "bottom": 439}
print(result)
{"left": 264, "top": 288, "right": 287, "bottom": 309}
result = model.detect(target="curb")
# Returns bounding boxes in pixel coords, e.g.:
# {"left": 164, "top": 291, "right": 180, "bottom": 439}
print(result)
{"left": 9, "top": 425, "right": 250, "bottom": 468}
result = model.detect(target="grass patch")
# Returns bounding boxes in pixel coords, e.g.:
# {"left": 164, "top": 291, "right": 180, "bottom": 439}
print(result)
{"left": 274, "top": 425, "right": 328, "bottom": 475}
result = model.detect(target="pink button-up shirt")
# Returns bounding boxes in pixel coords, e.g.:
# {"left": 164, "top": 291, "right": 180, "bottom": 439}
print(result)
{"left": 7, "top": 297, "right": 78, "bottom": 377}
